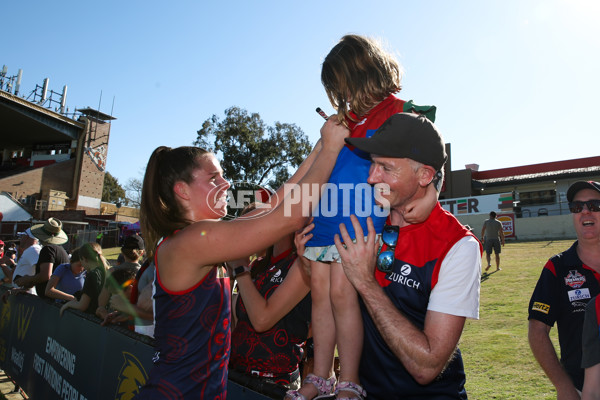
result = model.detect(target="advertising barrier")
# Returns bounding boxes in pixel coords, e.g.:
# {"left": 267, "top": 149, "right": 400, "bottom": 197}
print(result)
{"left": 0, "top": 287, "right": 272, "bottom": 399}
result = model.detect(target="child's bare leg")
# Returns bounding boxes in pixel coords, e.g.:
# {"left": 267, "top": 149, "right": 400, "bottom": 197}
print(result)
{"left": 331, "top": 261, "right": 363, "bottom": 397}
{"left": 297, "top": 260, "right": 336, "bottom": 399}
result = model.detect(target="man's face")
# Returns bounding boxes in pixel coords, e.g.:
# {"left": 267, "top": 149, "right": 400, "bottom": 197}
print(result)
{"left": 572, "top": 188, "right": 600, "bottom": 241}
{"left": 367, "top": 156, "right": 421, "bottom": 210}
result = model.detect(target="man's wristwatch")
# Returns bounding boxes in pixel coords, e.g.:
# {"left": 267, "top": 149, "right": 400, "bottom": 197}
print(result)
{"left": 232, "top": 265, "right": 250, "bottom": 279}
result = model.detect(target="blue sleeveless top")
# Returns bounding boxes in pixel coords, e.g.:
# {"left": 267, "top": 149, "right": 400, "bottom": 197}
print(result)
{"left": 307, "top": 95, "right": 406, "bottom": 246}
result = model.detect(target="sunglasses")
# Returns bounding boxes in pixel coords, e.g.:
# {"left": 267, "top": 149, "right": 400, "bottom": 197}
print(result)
{"left": 377, "top": 225, "right": 399, "bottom": 273}
{"left": 568, "top": 200, "right": 600, "bottom": 213}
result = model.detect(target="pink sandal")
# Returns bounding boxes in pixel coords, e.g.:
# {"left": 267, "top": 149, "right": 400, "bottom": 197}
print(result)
{"left": 335, "top": 381, "right": 367, "bottom": 400}
{"left": 285, "top": 373, "right": 336, "bottom": 400}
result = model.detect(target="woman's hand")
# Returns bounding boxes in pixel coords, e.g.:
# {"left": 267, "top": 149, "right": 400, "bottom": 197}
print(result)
{"left": 294, "top": 218, "right": 314, "bottom": 277}
{"left": 320, "top": 118, "right": 350, "bottom": 153}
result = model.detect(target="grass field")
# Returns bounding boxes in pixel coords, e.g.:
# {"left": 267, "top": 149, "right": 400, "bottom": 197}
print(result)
{"left": 462, "top": 239, "right": 574, "bottom": 399}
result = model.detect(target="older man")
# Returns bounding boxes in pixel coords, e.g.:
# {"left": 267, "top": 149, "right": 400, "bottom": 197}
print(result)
{"left": 528, "top": 180, "right": 600, "bottom": 399}
{"left": 334, "top": 113, "right": 482, "bottom": 399}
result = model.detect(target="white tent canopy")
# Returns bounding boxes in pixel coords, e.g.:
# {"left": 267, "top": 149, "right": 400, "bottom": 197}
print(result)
{"left": 0, "top": 192, "right": 33, "bottom": 222}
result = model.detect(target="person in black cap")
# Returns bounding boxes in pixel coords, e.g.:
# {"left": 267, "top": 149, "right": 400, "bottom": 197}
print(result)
{"left": 528, "top": 180, "right": 600, "bottom": 397}
{"left": 332, "top": 112, "right": 482, "bottom": 399}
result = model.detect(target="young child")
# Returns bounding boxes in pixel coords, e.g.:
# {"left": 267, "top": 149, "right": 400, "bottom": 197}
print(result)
{"left": 288, "top": 35, "right": 439, "bottom": 400}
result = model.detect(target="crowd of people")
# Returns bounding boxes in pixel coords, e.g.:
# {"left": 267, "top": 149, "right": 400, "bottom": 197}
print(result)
{"left": 1, "top": 33, "right": 599, "bottom": 400}
{"left": 0, "top": 217, "right": 154, "bottom": 335}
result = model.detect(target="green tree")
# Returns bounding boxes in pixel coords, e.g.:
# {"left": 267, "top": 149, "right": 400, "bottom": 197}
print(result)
{"left": 102, "top": 171, "right": 126, "bottom": 204}
{"left": 195, "top": 106, "right": 312, "bottom": 190}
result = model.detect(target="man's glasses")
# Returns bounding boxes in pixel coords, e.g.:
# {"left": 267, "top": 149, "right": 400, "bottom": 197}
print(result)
{"left": 377, "top": 225, "right": 399, "bottom": 273}
{"left": 568, "top": 200, "right": 600, "bottom": 213}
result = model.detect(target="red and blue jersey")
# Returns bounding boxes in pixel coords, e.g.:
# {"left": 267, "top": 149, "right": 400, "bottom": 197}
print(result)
{"left": 360, "top": 204, "right": 478, "bottom": 399}
{"left": 307, "top": 95, "right": 406, "bottom": 246}
{"left": 231, "top": 249, "right": 311, "bottom": 383}
{"left": 529, "top": 241, "right": 600, "bottom": 390}
{"left": 136, "top": 238, "right": 231, "bottom": 399}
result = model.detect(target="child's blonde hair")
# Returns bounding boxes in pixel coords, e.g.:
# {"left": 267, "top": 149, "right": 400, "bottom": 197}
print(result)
{"left": 321, "top": 34, "right": 403, "bottom": 124}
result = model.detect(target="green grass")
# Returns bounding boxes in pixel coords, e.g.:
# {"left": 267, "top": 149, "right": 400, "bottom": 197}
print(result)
{"left": 462, "top": 240, "right": 573, "bottom": 399}
{"left": 102, "top": 246, "right": 121, "bottom": 264}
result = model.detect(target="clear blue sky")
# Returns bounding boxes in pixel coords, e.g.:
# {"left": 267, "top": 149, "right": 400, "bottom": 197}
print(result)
{"left": 3, "top": 0, "right": 599, "bottom": 189}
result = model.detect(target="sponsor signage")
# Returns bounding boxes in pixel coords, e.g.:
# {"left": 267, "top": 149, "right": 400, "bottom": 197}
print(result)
{"left": 0, "top": 288, "right": 270, "bottom": 400}
{"left": 440, "top": 193, "right": 514, "bottom": 216}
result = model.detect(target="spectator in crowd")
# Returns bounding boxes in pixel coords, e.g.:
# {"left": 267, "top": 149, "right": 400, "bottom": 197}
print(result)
{"left": 134, "top": 119, "right": 347, "bottom": 399}
{"left": 44, "top": 247, "right": 86, "bottom": 303}
{"left": 0, "top": 243, "right": 17, "bottom": 284}
{"left": 128, "top": 259, "right": 155, "bottom": 336}
{"left": 96, "top": 234, "right": 145, "bottom": 323}
{"left": 16, "top": 218, "right": 70, "bottom": 298}
{"left": 297, "top": 34, "right": 438, "bottom": 400}
{"left": 99, "top": 267, "right": 138, "bottom": 327}
{"left": 529, "top": 180, "right": 600, "bottom": 398}
{"left": 229, "top": 213, "right": 313, "bottom": 392}
{"left": 582, "top": 295, "right": 600, "bottom": 400}
{"left": 333, "top": 113, "right": 482, "bottom": 399}
{"left": 114, "top": 234, "right": 145, "bottom": 272}
{"left": 11, "top": 229, "right": 42, "bottom": 294}
{"left": 481, "top": 211, "right": 505, "bottom": 272}
{"left": 59, "top": 242, "right": 108, "bottom": 316}
{"left": 108, "top": 261, "right": 155, "bottom": 335}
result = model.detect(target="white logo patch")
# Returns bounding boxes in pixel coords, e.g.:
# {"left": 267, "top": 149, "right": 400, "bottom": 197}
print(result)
{"left": 400, "top": 264, "right": 411, "bottom": 276}
{"left": 568, "top": 288, "right": 591, "bottom": 302}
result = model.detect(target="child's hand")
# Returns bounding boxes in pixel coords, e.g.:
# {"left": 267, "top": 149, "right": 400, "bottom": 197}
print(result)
{"left": 403, "top": 184, "right": 439, "bottom": 224}
{"left": 320, "top": 118, "right": 350, "bottom": 152}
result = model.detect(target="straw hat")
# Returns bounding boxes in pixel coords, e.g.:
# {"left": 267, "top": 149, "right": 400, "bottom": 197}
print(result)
{"left": 30, "top": 218, "right": 68, "bottom": 246}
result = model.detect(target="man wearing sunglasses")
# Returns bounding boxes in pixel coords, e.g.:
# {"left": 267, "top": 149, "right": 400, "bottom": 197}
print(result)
{"left": 528, "top": 180, "right": 600, "bottom": 399}
{"left": 333, "top": 113, "right": 482, "bottom": 399}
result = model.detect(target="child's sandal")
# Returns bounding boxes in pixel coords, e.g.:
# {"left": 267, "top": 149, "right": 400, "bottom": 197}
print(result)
{"left": 285, "top": 373, "right": 336, "bottom": 400}
{"left": 334, "top": 381, "right": 367, "bottom": 400}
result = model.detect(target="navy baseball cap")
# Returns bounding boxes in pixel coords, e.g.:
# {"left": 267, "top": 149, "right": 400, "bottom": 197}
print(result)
{"left": 345, "top": 113, "right": 447, "bottom": 171}
{"left": 567, "top": 181, "right": 600, "bottom": 202}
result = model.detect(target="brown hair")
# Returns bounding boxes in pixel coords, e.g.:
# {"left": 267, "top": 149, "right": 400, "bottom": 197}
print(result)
{"left": 79, "top": 242, "right": 110, "bottom": 272}
{"left": 321, "top": 34, "right": 402, "bottom": 124}
{"left": 140, "top": 146, "right": 211, "bottom": 258}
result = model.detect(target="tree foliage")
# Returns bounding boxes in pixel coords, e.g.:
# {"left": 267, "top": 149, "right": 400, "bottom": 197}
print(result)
{"left": 102, "top": 171, "right": 126, "bottom": 204}
{"left": 195, "top": 106, "right": 312, "bottom": 190}
{"left": 124, "top": 177, "right": 143, "bottom": 208}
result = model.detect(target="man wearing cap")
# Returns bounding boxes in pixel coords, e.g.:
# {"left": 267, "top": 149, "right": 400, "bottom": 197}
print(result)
{"left": 17, "top": 218, "right": 70, "bottom": 299}
{"left": 11, "top": 229, "right": 42, "bottom": 294}
{"left": 333, "top": 113, "right": 482, "bottom": 399}
{"left": 528, "top": 180, "right": 600, "bottom": 398}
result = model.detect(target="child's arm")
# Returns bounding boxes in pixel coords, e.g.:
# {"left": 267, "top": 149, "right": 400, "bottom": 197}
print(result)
{"left": 45, "top": 275, "right": 76, "bottom": 302}
{"left": 60, "top": 294, "right": 91, "bottom": 316}
{"left": 403, "top": 184, "right": 439, "bottom": 224}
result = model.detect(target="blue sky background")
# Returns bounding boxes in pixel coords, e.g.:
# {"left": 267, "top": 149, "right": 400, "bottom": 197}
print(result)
{"left": 3, "top": 0, "right": 599, "bottom": 188}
